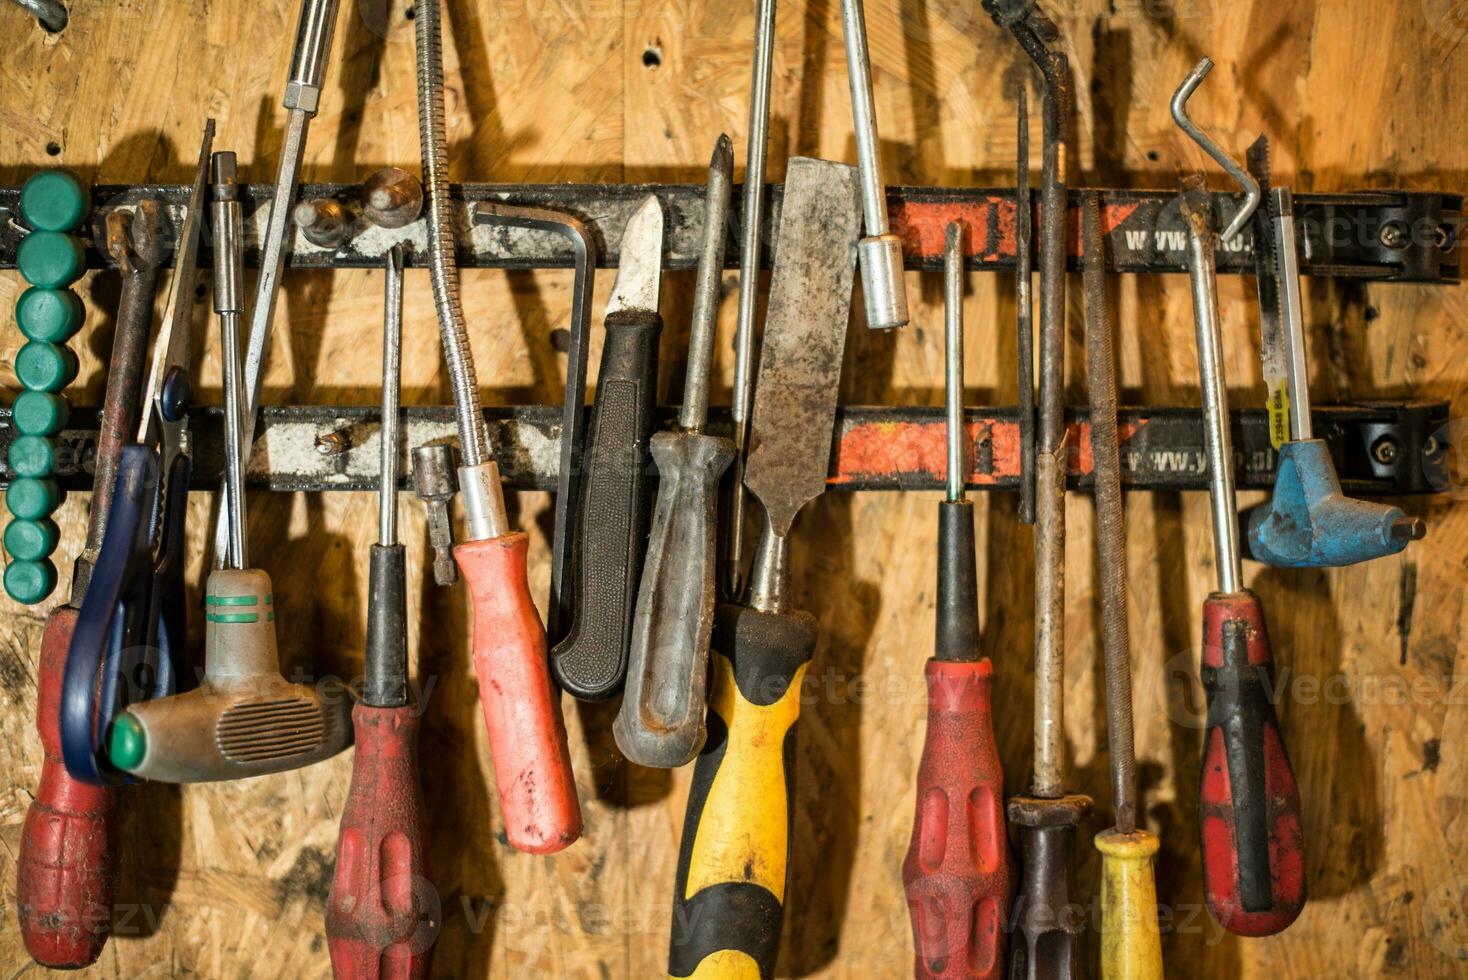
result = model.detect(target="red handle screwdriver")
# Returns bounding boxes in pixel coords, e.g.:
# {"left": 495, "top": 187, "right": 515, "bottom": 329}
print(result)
{"left": 327, "top": 244, "right": 437, "bottom": 977}
{"left": 1176, "top": 149, "right": 1306, "bottom": 932}
{"left": 902, "top": 223, "right": 1014, "bottom": 979}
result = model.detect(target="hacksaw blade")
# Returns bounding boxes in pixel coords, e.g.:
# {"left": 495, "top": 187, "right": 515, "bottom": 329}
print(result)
{"left": 1246, "top": 136, "right": 1290, "bottom": 450}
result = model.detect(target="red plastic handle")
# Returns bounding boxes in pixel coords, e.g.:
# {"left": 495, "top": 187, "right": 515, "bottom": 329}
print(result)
{"left": 1198, "top": 590, "right": 1306, "bottom": 936}
{"left": 16, "top": 607, "right": 118, "bottom": 968}
{"left": 327, "top": 703, "right": 437, "bottom": 978}
{"left": 902, "top": 659, "right": 1014, "bottom": 979}
{"left": 455, "top": 533, "right": 582, "bottom": 854}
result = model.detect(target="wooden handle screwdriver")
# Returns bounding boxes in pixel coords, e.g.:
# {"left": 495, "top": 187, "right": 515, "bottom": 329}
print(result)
{"left": 901, "top": 223, "right": 1014, "bottom": 980}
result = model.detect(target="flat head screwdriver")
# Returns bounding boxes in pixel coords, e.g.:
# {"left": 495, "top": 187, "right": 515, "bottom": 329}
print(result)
{"left": 1173, "top": 59, "right": 1306, "bottom": 936}
{"left": 1083, "top": 195, "right": 1163, "bottom": 979}
{"left": 615, "top": 137, "right": 736, "bottom": 768}
{"left": 902, "top": 223, "right": 1014, "bottom": 980}
{"left": 326, "top": 244, "right": 437, "bottom": 977}
{"left": 414, "top": 0, "right": 580, "bottom": 854}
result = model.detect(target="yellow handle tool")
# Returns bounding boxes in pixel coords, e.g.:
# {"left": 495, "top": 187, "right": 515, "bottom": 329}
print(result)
{"left": 1097, "top": 829, "right": 1164, "bottom": 979}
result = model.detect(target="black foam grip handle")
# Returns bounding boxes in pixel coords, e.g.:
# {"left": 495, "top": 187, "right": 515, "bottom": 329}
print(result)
{"left": 668, "top": 603, "right": 818, "bottom": 979}
{"left": 363, "top": 544, "right": 408, "bottom": 709}
{"left": 1007, "top": 794, "right": 1092, "bottom": 980}
{"left": 551, "top": 308, "right": 662, "bottom": 700}
{"left": 935, "top": 501, "right": 981, "bottom": 663}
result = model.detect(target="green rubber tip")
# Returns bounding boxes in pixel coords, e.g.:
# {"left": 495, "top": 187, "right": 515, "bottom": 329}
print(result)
{"left": 8, "top": 435, "right": 55, "bottom": 479}
{"left": 5, "top": 518, "right": 59, "bottom": 562}
{"left": 4, "top": 558, "right": 56, "bottom": 604}
{"left": 20, "top": 171, "right": 86, "bottom": 232}
{"left": 6, "top": 478, "right": 61, "bottom": 521}
{"left": 16, "top": 287, "right": 84, "bottom": 343}
{"left": 107, "top": 713, "right": 146, "bottom": 771}
{"left": 11, "top": 391, "right": 69, "bottom": 437}
{"left": 15, "top": 341, "right": 79, "bottom": 393}
{"left": 16, "top": 231, "right": 86, "bottom": 288}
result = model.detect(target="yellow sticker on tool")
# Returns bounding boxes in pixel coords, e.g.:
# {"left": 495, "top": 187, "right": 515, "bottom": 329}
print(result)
{"left": 1267, "top": 384, "right": 1290, "bottom": 450}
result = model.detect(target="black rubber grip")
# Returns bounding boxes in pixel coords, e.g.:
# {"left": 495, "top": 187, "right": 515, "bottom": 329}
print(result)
{"left": 668, "top": 603, "right": 818, "bottom": 978}
{"left": 1007, "top": 794, "right": 1092, "bottom": 980}
{"left": 551, "top": 308, "right": 662, "bottom": 700}
{"left": 363, "top": 543, "right": 408, "bottom": 708}
{"left": 934, "top": 500, "right": 981, "bottom": 664}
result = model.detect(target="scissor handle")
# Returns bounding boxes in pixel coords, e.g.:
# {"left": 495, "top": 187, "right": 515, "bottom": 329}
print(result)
{"left": 61, "top": 447, "right": 160, "bottom": 786}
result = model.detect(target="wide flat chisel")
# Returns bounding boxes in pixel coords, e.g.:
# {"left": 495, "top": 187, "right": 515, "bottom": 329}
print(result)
{"left": 668, "top": 156, "right": 860, "bottom": 979}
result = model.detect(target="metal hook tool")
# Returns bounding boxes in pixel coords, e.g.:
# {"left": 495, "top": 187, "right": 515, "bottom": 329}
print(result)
{"left": 1171, "top": 57, "right": 1260, "bottom": 242}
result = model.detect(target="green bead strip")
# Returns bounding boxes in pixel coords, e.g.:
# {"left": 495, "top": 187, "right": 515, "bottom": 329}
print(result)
{"left": 205, "top": 594, "right": 260, "bottom": 606}
{"left": 6, "top": 169, "right": 88, "bottom": 604}
{"left": 207, "top": 611, "right": 260, "bottom": 624}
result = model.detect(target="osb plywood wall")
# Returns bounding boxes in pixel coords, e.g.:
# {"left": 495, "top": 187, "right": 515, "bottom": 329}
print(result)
{"left": 1, "top": 0, "right": 1465, "bottom": 977}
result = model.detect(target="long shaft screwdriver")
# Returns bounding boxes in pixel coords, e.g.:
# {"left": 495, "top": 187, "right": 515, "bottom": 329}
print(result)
{"left": 1083, "top": 196, "right": 1163, "bottom": 979}
{"left": 724, "top": 0, "right": 777, "bottom": 598}
{"left": 981, "top": 4, "right": 1092, "bottom": 976}
{"left": 16, "top": 200, "right": 165, "bottom": 969}
{"left": 327, "top": 244, "right": 435, "bottom": 978}
{"left": 1173, "top": 59, "right": 1306, "bottom": 937}
{"left": 213, "top": 0, "right": 340, "bottom": 560}
{"left": 902, "top": 223, "right": 1014, "bottom": 980}
{"left": 616, "top": 137, "right": 736, "bottom": 767}
{"left": 414, "top": 0, "right": 580, "bottom": 853}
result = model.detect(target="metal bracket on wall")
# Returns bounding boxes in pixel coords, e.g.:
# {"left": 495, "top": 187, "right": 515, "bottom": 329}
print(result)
{"left": 3, "top": 401, "right": 1448, "bottom": 497}
{"left": 0, "top": 183, "right": 1459, "bottom": 281}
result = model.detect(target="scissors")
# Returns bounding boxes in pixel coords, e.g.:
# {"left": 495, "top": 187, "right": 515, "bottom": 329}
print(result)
{"left": 60, "top": 121, "right": 214, "bottom": 786}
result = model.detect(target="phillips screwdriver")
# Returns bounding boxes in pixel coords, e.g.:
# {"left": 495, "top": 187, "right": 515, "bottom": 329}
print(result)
{"left": 414, "top": 0, "right": 580, "bottom": 853}
{"left": 15, "top": 199, "right": 167, "bottom": 969}
{"left": 213, "top": 0, "right": 341, "bottom": 561}
{"left": 615, "top": 136, "right": 736, "bottom": 768}
{"left": 103, "top": 151, "right": 354, "bottom": 783}
{"left": 668, "top": 157, "right": 860, "bottom": 980}
{"left": 326, "top": 243, "right": 436, "bottom": 978}
{"left": 1082, "top": 195, "right": 1163, "bottom": 979}
{"left": 981, "top": 4, "right": 1093, "bottom": 976}
{"left": 901, "top": 223, "right": 1014, "bottom": 980}
{"left": 549, "top": 195, "right": 666, "bottom": 702}
{"left": 1173, "top": 58, "right": 1307, "bottom": 938}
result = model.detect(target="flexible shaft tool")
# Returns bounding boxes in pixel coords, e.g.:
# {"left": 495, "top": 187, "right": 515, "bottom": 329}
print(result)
{"left": 327, "top": 244, "right": 436, "bottom": 978}
{"left": 902, "top": 223, "right": 1014, "bottom": 980}
{"left": 15, "top": 198, "right": 166, "bottom": 969}
{"left": 102, "top": 151, "right": 353, "bottom": 783}
{"left": 1174, "top": 59, "right": 1306, "bottom": 937}
{"left": 415, "top": 0, "right": 580, "bottom": 853}
{"left": 668, "top": 158, "right": 860, "bottom": 979}
{"left": 616, "top": 137, "right": 736, "bottom": 767}
{"left": 981, "top": 4, "right": 1093, "bottom": 976}
{"left": 1083, "top": 196, "right": 1163, "bottom": 979}
{"left": 214, "top": 0, "right": 340, "bottom": 560}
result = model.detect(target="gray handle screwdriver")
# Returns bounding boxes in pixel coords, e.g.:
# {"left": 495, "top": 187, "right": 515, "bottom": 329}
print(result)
{"left": 212, "top": 0, "right": 340, "bottom": 561}
{"left": 614, "top": 136, "right": 736, "bottom": 768}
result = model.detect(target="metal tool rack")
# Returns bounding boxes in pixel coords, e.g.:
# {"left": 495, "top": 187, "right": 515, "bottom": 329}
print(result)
{"left": 2, "top": 181, "right": 1460, "bottom": 499}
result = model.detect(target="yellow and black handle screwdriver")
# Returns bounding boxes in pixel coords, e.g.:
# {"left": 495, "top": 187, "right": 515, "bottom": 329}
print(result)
{"left": 1082, "top": 195, "right": 1163, "bottom": 979}
{"left": 668, "top": 157, "right": 860, "bottom": 979}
